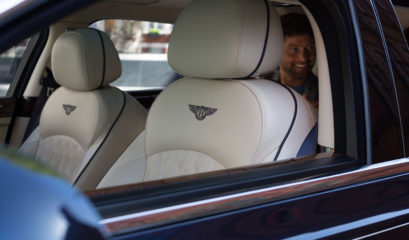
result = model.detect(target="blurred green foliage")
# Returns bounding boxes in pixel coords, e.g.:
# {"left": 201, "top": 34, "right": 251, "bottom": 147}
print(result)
{"left": 148, "top": 28, "right": 161, "bottom": 35}
{"left": 0, "top": 148, "right": 60, "bottom": 178}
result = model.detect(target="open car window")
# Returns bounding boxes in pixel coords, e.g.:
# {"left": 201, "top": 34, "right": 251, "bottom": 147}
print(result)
{"left": 10, "top": 1, "right": 358, "bottom": 193}
{"left": 3, "top": 0, "right": 365, "bottom": 193}
{"left": 82, "top": 3, "right": 342, "bottom": 191}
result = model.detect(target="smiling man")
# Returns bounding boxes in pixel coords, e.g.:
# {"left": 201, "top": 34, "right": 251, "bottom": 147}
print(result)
{"left": 270, "top": 13, "right": 318, "bottom": 107}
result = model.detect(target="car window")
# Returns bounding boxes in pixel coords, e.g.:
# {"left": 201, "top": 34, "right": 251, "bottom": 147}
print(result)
{"left": 89, "top": 20, "right": 180, "bottom": 91}
{"left": 0, "top": 38, "right": 30, "bottom": 96}
{"left": 5, "top": 0, "right": 365, "bottom": 199}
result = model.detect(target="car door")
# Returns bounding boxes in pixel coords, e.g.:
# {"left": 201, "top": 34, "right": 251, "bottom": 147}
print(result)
{"left": 87, "top": 0, "right": 409, "bottom": 239}
{"left": 1, "top": 0, "right": 409, "bottom": 239}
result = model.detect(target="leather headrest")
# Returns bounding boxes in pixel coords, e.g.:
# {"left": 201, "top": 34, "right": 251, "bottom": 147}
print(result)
{"left": 168, "top": 0, "right": 283, "bottom": 79}
{"left": 51, "top": 28, "right": 121, "bottom": 91}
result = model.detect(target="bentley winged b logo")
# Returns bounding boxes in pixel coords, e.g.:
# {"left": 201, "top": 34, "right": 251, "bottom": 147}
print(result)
{"left": 189, "top": 104, "right": 217, "bottom": 121}
{"left": 63, "top": 104, "right": 77, "bottom": 115}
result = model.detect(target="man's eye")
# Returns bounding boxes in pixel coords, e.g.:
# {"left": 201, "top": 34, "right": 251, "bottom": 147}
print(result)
{"left": 289, "top": 47, "right": 298, "bottom": 54}
{"left": 307, "top": 45, "right": 316, "bottom": 52}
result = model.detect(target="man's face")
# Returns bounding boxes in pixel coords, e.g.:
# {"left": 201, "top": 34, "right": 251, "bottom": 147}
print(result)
{"left": 280, "top": 34, "right": 316, "bottom": 81}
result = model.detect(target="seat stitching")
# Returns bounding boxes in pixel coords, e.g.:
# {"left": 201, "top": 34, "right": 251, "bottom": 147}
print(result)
{"left": 244, "top": 0, "right": 270, "bottom": 78}
{"left": 93, "top": 29, "right": 106, "bottom": 88}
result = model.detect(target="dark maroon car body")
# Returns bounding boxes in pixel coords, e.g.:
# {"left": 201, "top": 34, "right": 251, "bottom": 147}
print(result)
{"left": 2, "top": 0, "right": 409, "bottom": 239}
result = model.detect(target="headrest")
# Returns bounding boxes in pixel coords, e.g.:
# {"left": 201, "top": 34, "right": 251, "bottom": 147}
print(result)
{"left": 51, "top": 28, "right": 121, "bottom": 91}
{"left": 168, "top": 0, "right": 283, "bottom": 79}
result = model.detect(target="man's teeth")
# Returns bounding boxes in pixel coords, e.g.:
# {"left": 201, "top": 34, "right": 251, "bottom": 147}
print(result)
{"left": 296, "top": 64, "right": 307, "bottom": 67}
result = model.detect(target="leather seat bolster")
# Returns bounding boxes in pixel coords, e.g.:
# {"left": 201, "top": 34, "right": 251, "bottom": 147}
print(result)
{"left": 75, "top": 92, "right": 147, "bottom": 190}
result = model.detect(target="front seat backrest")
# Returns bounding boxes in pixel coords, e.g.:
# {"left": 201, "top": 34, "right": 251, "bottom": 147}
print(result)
{"left": 144, "top": 0, "right": 317, "bottom": 181}
{"left": 19, "top": 29, "right": 147, "bottom": 190}
{"left": 98, "top": 0, "right": 317, "bottom": 187}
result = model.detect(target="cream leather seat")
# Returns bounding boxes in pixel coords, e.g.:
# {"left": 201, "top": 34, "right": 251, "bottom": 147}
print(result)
{"left": 98, "top": 0, "right": 317, "bottom": 188}
{"left": 19, "top": 29, "right": 147, "bottom": 190}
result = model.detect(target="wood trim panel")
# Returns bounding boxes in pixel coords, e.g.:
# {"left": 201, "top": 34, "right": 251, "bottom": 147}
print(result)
{"left": 14, "top": 97, "right": 37, "bottom": 117}
{"left": 0, "top": 98, "right": 16, "bottom": 118}
{"left": 100, "top": 159, "right": 409, "bottom": 234}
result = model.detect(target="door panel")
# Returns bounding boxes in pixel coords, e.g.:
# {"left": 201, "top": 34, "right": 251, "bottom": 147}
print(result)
{"left": 0, "top": 98, "right": 15, "bottom": 144}
{"left": 374, "top": 0, "right": 409, "bottom": 158}
{"left": 102, "top": 159, "right": 409, "bottom": 239}
{"left": 8, "top": 117, "right": 29, "bottom": 147}
{"left": 0, "top": 33, "right": 46, "bottom": 147}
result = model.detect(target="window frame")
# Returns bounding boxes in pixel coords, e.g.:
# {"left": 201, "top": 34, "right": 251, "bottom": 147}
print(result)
{"left": 87, "top": 0, "right": 377, "bottom": 235}
{"left": 6, "top": 29, "right": 49, "bottom": 98}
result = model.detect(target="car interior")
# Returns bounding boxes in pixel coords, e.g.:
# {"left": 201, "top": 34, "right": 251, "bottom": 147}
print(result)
{"left": 6, "top": 0, "right": 408, "bottom": 191}
{"left": 0, "top": 0, "right": 340, "bottom": 191}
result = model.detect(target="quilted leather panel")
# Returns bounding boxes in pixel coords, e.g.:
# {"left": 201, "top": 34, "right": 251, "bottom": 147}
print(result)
{"left": 145, "top": 150, "right": 224, "bottom": 181}
{"left": 36, "top": 136, "right": 85, "bottom": 182}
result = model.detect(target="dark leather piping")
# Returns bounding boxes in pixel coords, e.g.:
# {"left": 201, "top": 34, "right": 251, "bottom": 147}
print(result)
{"left": 244, "top": 0, "right": 270, "bottom": 78}
{"left": 94, "top": 29, "right": 106, "bottom": 89}
{"left": 73, "top": 91, "right": 127, "bottom": 184}
{"left": 274, "top": 83, "right": 297, "bottom": 161}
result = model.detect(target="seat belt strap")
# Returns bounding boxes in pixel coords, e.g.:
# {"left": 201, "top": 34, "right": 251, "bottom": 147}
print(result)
{"left": 41, "top": 67, "right": 60, "bottom": 97}
{"left": 22, "top": 68, "right": 60, "bottom": 142}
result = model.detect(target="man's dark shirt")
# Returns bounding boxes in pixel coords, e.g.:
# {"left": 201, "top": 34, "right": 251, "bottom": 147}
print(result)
{"left": 266, "top": 69, "right": 318, "bottom": 102}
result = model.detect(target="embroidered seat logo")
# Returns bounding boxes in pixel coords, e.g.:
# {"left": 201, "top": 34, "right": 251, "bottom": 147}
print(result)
{"left": 63, "top": 104, "right": 77, "bottom": 115}
{"left": 189, "top": 104, "right": 217, "bottom": 121}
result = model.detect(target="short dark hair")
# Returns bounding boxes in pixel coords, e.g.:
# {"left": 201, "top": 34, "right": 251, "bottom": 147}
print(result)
{"left": 281, "top": 13, "right": 314, "bottom": 38}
